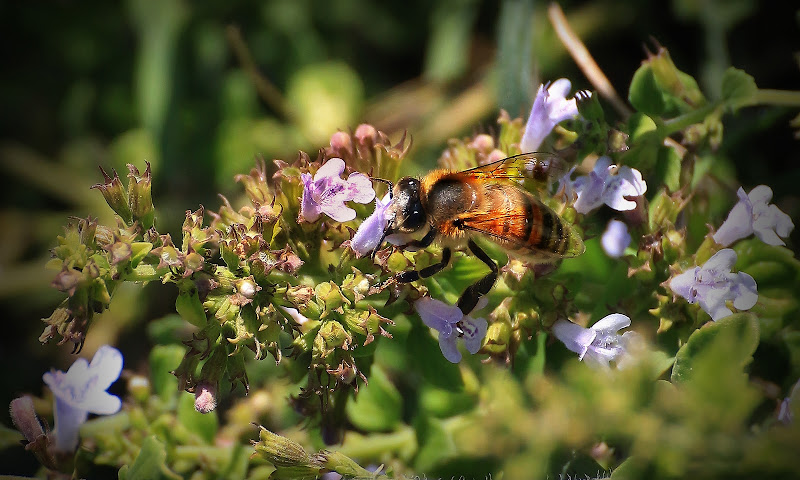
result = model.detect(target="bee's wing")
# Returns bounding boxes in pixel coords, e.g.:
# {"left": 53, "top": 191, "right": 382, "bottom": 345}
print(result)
{"left": 461, "top": 152, "right": 566, "bottom": 183}
{"left": 459, "top": 208, "right": 584, "bottom": 258}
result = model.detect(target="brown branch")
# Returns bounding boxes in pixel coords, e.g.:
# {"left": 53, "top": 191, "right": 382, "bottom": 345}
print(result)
{"left": 547, "top": 3, "right": 632, "bottom": 119}
{"left": 226, "top": 25, "right": 291, "bottom": 121}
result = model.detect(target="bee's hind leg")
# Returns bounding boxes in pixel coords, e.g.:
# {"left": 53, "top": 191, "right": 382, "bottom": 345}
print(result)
{"left": 456, "top": 239, "right": 498, "bottom": 315}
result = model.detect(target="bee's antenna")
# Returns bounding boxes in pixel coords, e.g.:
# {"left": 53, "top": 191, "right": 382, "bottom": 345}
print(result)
{"left": 372, "top": 177, "right": 394, "bottom": 199}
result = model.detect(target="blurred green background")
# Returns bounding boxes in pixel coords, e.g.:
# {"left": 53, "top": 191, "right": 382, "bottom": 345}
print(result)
{"left": 0, "top": 0, "right": 798, "bottom": 474}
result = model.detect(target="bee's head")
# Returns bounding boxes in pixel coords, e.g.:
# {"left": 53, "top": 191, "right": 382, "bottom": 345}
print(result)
{"left": 388, "top": 177, "right": 426, "bottom": 233}
{"left": 369, "top": 176, "right": 426, "bottom": 260}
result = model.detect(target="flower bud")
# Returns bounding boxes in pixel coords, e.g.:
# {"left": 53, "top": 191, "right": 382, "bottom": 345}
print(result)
{"left": 9, "top": 396, "right": 45, "bottom": 444}
{"left": 127, "top": 375, "right": 151, "bottom": 403}
{"left": 91, "top": 167, "right": 133, "bottom": 223}
{"left": 483, "top": 321, "right": 511, "bottom": 355}
{"left": 254, "top": 426, "right": 313, "bottom": 468}
{"left": 127, "top": 162, "right": 155, "bottom": 229}
{"left": 648, "top": 46, "right": 705, "bottom": 106}
{"left": 194, "top": 381, "right": 217, "bottom": 414}
{"left": 353, "top": 124, "right": 377, "bottom": 146}
{"left": 314, "top": 282, "right": 347, "bottom": 313}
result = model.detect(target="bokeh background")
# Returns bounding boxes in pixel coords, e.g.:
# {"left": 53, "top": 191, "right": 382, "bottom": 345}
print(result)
{"left": 1, "top": 0, "right": 798, "bottom": 475}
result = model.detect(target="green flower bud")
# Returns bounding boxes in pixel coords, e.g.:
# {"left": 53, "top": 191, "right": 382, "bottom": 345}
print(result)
{"left": 127, "top": 374, "right": 151, "bottom": 404}
{"left": 484, "top": 321, "right": 511, "bottom": 355}
{"left": 254, "top": 426, "right": 314, "bottom": 469}
{"left": 648, "top": 45, "right": 705, "bottom": 106}
{"left": 313, "top": 450, "right": 376, "bottom": 478}
{"left": 127, "top": 162, "right": 155, "bottom": 229}
{"left": 647, "top": 189, "right": 685, "bottom": 233}
{"left": 319, "top": 320, "right": 351, "bottom": 350}
{"left": 91, "top": 167, "right": 133, "bottom": 223}
{"left": 314, "top": 282, "right": 348, "bottom": 314}
{"left": 234, "top": 160, "right": 273, "bottom": 206}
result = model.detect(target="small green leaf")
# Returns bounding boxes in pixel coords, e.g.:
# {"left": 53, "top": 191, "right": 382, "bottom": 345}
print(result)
{"left": 720, "top": 67, "right": 757, "bottom": 112}
{"left": 671, "top": 313, "right": 759, "bottom": 384}
{"left": 654, "top": 146, "right": 682, "bottom": 192}
{"left": 121, "top": 436, "right": 181, "bottom": 480}
{"left": 0, "top": 424, "right": 24, "bottom": 450}
{"left": 149, "top": 344, "right": 185, "bottom": 402}
{"left": 413, "top": 416, "right": 457, "bottom": 472}
{"left": 628, "top": 64, "right": 666, "bottom": 116}
{"left": 346, "top": 364, "right": 402, "bottom": 432}
{"left": 177, "top": 391, "right": 218, "bottom": 444}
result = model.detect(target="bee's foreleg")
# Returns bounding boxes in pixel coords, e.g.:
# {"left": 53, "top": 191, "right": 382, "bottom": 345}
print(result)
{"left": 401, "top": 226, "right": 437, "bottom": 251}
{"left": 393, "top": 247, "right": 451, "bottom": 284}
{"left": 456, "top": 239, "right": 498, "bottom": 314}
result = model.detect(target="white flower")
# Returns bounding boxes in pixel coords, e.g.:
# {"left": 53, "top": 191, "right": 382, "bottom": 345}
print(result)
{"left": 552, "top": 314, "right": 638, "bottom": 370}
{"left": 414, "top": 297, "right": 488, "bottom": 363}
{"left": 601, "top": 219, "right": 631, "bottom": 258}
{"left": 42, "top": 345, "right": 123, "bottom": 452}
{"left": 520, "top": 78, "right": 585, "bottom": 152}
{"left": 570, "top": 157, "right": 647, "bottom": 214}
{"left": 669, "top": 249, "right": 758, "bottom": 321}
{"left": 713, "top": 185, "right": 794, "bottom": 246}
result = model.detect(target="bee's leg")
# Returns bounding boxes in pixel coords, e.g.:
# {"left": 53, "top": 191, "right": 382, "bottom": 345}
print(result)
{"left": 456, "top": 239, "right": 498, "bottom": 314}
{"left": 394, "top": 247, "right": 451, "bottom": 283}
{"left": 402, "top": 226, "right": 437, "bottom": 250}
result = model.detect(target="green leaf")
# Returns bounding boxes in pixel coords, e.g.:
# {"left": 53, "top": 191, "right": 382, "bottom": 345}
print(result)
{"left": 177, "top": 391, "right": 218, "bottom": 444}
{"left": 119, "top": 435, "right": 181, "bottom": 480}
{"left": 149, "top": 344, "right": 185, "bottom": 403}
{"left": 346, "top": 364, "right": 402, "bottom": 432}
{"left": 0, "top": 424, "right": 24, "bottom": 450}
{"left": 628, "top": 64, "right": 666, "bottom": 116}
{"left": 407, "top": 324, "right": 463, "bottom": 390}
{"left": 720, "top": 67, "right": 757, "bottom": 112}
{"left": 286, "top": 61, "right": 364, "bottom": 145}
{"left": 671, "top": 313, "right": 759, "bottom": 384}
{"left": 654, "top": 146, "right": 682, "bottom": 192}
{"left": 413, "top": 416, "right": 457, "bottom": 472}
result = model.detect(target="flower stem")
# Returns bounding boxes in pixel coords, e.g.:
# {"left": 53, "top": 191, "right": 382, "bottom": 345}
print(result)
{"left": 752, "top": 89, "right": 800, "bottom": 107}
{"left": 660, "top": 102, "right": 720, "bottom": 137}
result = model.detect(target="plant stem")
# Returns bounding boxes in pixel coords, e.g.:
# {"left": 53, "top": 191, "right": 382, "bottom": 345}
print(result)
{"left": 752, "top": 89, "right": 800, "bottom": 107}
{"left": 660, "top": 102, "right": 720, "bottom": 137}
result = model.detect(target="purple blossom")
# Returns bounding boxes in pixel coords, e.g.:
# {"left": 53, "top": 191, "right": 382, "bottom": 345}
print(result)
{"left": 669, "top": 248, "right": 758, "bottom": 321}
{"left": 42, "top": 345, "right": 123, "bottom": 452}
{"left": 570, "top": 157, "right": 647, "bottom": 214}
{"left": 414, "top": 297, "right": 488, "bottom": 363}
{"left": 552, "top": 314, "right": 638, "bottom": 370}
{"left": 601, "top": 219, "right": 631, "bottom": 258}
{"left": 520, "top": 78, "right": 585, "bottom": 152}
{"left": 299, "top": 158, "right": 375, "bottom": 223}
{"left": 713, "top": 185, "right": 794, "bottom": 247}
{"left": 351, "top": 193, "right": 392, "bottom": 257}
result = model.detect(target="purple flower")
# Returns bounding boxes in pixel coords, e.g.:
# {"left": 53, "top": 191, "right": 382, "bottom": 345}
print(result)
{"left": 299, "top": 158, "right": 375, "bottom": 223}
{"left": 713, "top": 185, "right": 794, "bottom": 247}
{"left": 520, "top": 78, "right": 585, "bottom": 152}
{"left": 601, "top": 219, "right": 631, "bottom": 258}
{"left": 351, "top": 193, "right": 392, "bottom": 257}
{"left": 552, "top": 314, "right": 638, "bottom": 370}
{"left": 669, "top": 248, "right": 758, "bottom": 321}
{"left": 42, "top": 345, "right": 123, "bottom": 452}
{"left": 570, "top": 157, "right": 647, "bottom": 214}
{"left": 414, "top": 297, "right": 488, "bottom": 363}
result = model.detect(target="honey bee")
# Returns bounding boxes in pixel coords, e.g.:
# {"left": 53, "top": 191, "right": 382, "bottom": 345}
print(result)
{"left": 371, "top": 152, "right": 585, "bottom": 314}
